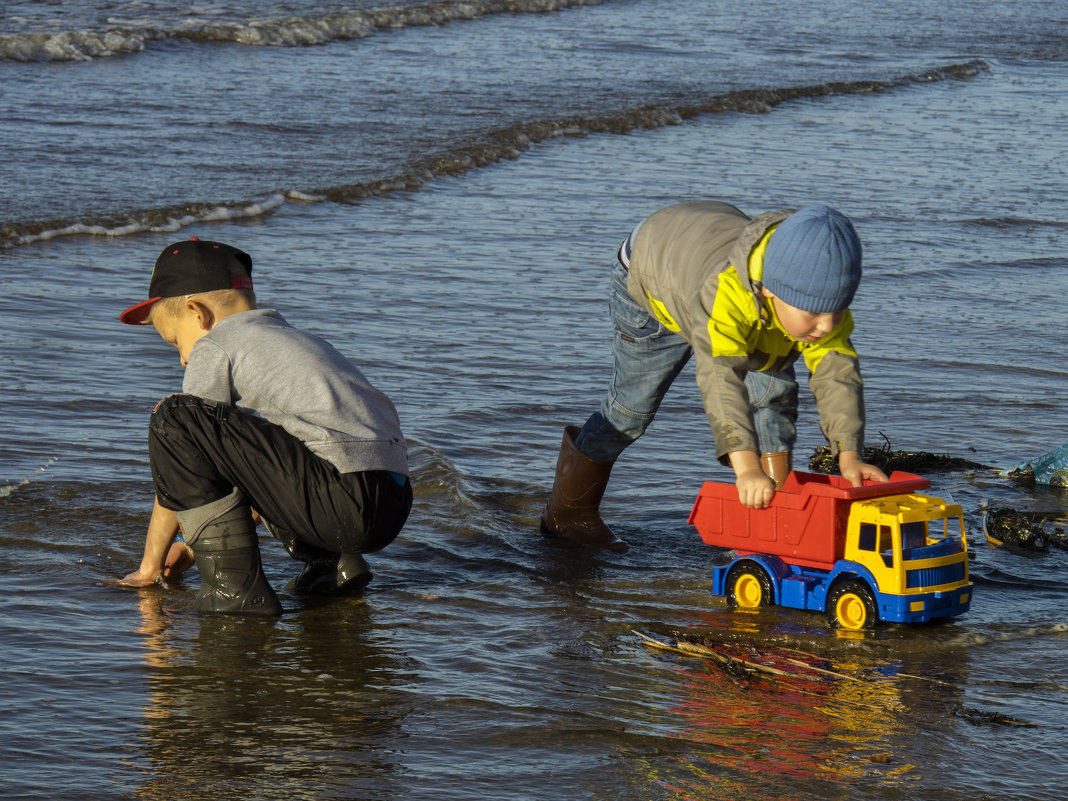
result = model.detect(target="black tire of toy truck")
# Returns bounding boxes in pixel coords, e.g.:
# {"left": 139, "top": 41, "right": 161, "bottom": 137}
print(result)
{"left": 726, "top": 561, "right": 774, "bottom": 608}
{"left": 826, "top": 579, "right": 878, "bottom": 630}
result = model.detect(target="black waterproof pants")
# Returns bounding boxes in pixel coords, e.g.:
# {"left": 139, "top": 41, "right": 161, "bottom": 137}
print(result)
{"left": 148, "top": 394, "right": 411, "bottom": 555}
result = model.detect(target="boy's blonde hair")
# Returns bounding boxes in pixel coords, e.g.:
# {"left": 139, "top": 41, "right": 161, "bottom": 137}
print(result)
{"left": 148, "top": 288, "right": 257, "bottom": 324}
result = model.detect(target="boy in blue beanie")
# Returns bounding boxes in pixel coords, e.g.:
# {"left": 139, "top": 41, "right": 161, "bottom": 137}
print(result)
{"left": 113, "top": 239, "right": 412, "bottom": 614}
{"left": 542, "top": 200, "right": 887, "bottom": 552}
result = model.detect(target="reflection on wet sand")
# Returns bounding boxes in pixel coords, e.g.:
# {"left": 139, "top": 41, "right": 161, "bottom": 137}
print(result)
{"left": 128, "top": 591, "right": 413, "bottom": 801}
{"left": 638, "top": 613, "right": 970, "bottom": 800}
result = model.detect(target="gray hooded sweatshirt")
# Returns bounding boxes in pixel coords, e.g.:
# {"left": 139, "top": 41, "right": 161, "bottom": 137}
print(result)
{"left": 183, "top": 309, "right": 408, "bottom": 475}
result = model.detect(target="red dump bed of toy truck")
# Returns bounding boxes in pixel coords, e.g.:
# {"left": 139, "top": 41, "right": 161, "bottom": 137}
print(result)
{"left": 688, "top": 471, "right": 931, "bottom": 571}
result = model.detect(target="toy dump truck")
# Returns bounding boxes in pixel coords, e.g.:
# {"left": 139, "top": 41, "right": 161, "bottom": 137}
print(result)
{"left": 688, "top": 471, "right": 972, "bottom": 630}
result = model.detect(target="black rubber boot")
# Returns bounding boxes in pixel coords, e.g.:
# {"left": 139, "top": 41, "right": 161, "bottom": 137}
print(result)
{"left": 177, "top": 490, "right": 282, "bottom": 616}
{"left": 269, "top": 524, "right": 373, "bottom": 595}
{"left": 287, "top": 549, "right": 373, "bottom": 595}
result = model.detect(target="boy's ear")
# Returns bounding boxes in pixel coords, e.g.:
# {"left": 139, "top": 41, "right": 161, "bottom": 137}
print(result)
{"left": 760, "top": 286, "right": 774, "bottom": 299}
{"left": 185, "top": 299, "right": 216, "bottom": 331}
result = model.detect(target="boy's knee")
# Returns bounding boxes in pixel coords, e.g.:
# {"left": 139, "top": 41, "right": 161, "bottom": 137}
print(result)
{"left": 576, "top": 411, "right": 642, "bottom": 463}
{"left": 603, "top": 402, "right": 654, "bottom": 442}
{"left": 149, "top": 393, "right": 182, "bottom": 432}
{"left": 149, "top": 394, "right": 223, "bottom": 435}
{"left": 362, "top": 479, "right": 412, "bottom": 554}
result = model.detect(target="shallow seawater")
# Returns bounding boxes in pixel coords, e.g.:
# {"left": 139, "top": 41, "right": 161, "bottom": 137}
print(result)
{"left": 2, "top": 2, "right": 1067, "bottom": 799}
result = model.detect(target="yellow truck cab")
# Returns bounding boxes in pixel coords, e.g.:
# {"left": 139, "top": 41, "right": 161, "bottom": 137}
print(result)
{"left": 840, "top": 492, "right": 971, "bottom": 628}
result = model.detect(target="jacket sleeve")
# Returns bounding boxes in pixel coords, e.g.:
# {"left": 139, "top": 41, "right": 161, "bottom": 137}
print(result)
{"left": 694, "top": 348, "right": 762, "bottom": 464}
{"left": 798, "top": 313, "right": 865, "bottom": 454}
{"left": 690, "top": 275, "right": 764, "bottom": 464}
{"left": 809, "top": 348, "right": 865, "bottom": 454}
{"left": 182, "top": 338, "right": 234, "bottom": 404}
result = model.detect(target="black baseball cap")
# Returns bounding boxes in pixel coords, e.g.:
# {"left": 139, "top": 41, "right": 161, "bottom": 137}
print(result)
{"left": 119, "top": 238, "right": 254, "bottom": 325}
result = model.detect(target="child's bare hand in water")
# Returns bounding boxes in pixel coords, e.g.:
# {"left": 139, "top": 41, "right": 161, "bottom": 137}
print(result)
{"left": 107, "top": 542, "right": 194, "bottom": 586}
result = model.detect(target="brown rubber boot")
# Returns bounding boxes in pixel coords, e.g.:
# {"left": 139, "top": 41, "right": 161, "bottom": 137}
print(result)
{"left": 760, "top": 450, "right": 792, "bottom": 490}
{"left": 540, "top": 425, "right": 629, "bottom": 552}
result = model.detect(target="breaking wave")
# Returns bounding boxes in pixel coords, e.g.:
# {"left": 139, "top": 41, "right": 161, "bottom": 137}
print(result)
{"left": 0, "top": 0, "right": 603, "bottom": 62}
{"left": 1, "top": 60, "right": 988, "bottom": 249}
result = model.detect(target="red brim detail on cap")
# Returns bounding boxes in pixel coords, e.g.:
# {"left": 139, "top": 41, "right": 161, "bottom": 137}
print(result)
{"left": 119, "top": 296, "right": 162, "bottom": 325}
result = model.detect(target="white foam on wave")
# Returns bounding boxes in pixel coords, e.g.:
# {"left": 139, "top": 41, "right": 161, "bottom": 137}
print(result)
{"left": 285, "top": 189, "right": 326, "bottom": 203}
{"left": 0, "top": 458, "right": 58, "bottom": 498}
{"left": 12, "top": 193, "right": 288, "bottom": 247}
{"left": 1, "top": 0, "right": 602, "bottom": 61}
{"left": 199, "top": 192, "right": 287, "bottom": 221}
{"left": 0, "top": 30, "right": 146, "bottom": 62}
{"left": 0, "top": 479, "right": 31, "bottom": 499}
{"left": 232, "top": 15, "right": 378, "bottom": 47}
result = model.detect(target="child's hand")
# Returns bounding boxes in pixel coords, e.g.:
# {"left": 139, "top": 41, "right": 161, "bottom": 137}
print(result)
{"left": 838, "top": 450, "right": 888, "bottom": 487}
{"left": 736, "top": 468, "right": 776, "bottom": 509}
{"left": 729, "top": 450, "right": 776, "bottom": 508}
{"left": 107, "top": 543, "right": 194, "bottom": 587}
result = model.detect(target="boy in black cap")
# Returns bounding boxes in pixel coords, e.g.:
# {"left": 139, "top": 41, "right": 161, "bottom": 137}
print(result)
{"left": 115, "top": 238, "right": 411, "bottom": 615}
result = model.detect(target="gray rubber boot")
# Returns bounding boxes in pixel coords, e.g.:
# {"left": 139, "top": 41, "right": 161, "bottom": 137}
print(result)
{"left": 177, "top": 490, "right": 282, "bottom": 616}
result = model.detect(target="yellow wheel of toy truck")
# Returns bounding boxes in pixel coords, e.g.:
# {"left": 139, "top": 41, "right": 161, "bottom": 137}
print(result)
{"left": 726, "top": 562, "right": 773, "bottom": 608}
{"left": 827, "top": 580, "right": 878, "bottom": 630}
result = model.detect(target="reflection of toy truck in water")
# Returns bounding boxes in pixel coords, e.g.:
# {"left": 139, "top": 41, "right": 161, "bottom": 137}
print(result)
{"left": 688, "top": 471, "right": 973, "bottom": 630}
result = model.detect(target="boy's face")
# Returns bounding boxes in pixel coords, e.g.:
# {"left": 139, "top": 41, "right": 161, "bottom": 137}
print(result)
{"left": 762, "top": 288, "right": 845, "bottom": 342}
{"left": 151, "top": 302, "right": 212, "bottom": 366}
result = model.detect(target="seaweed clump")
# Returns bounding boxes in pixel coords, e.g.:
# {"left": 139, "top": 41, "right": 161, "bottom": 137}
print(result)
{"left": 809, "top": 434, "right": 994, "bottom": 475}
{"left": 983, "top": 507, "right": 1068, "bottom": 553}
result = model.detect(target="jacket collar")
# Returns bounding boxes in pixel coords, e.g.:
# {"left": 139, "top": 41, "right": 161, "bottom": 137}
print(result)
{"left": 727, "top": 209, "right": 794, "bottom": 318}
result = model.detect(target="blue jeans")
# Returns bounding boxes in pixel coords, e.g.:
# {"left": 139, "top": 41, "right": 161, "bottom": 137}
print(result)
{"left": 575, "top": 257, "right": 797, "bottom": 463}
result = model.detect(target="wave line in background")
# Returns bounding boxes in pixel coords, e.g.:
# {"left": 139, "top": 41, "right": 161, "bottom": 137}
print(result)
{"left": 0, "top": 60, "right": 988, "bottom": 249}
{"left": 0, "top": 0, "right": 604, "bottom": 62}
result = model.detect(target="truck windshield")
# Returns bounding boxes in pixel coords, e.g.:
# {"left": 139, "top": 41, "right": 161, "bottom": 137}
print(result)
{"left": 902, "top": 521, "right": 928, "bottom": 548}
{"left": 907, "top": 516, "right": 960, "bottom": 545}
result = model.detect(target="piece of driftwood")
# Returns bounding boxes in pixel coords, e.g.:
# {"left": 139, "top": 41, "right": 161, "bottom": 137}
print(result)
{"left": 635, "top": 631, "right": 1043, "bottom": 727}
{"left": 953, "top": 705, "right": 1040, "bottom": 728}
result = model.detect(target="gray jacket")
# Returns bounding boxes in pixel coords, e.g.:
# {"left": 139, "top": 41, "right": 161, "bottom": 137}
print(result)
{"left": 626, "top": 200, "right": 865, "bottom": 460}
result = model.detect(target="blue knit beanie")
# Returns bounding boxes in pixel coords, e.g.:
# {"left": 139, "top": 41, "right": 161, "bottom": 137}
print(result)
{"left": 761, "top": 205, "right": 862, "bottom": 313}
